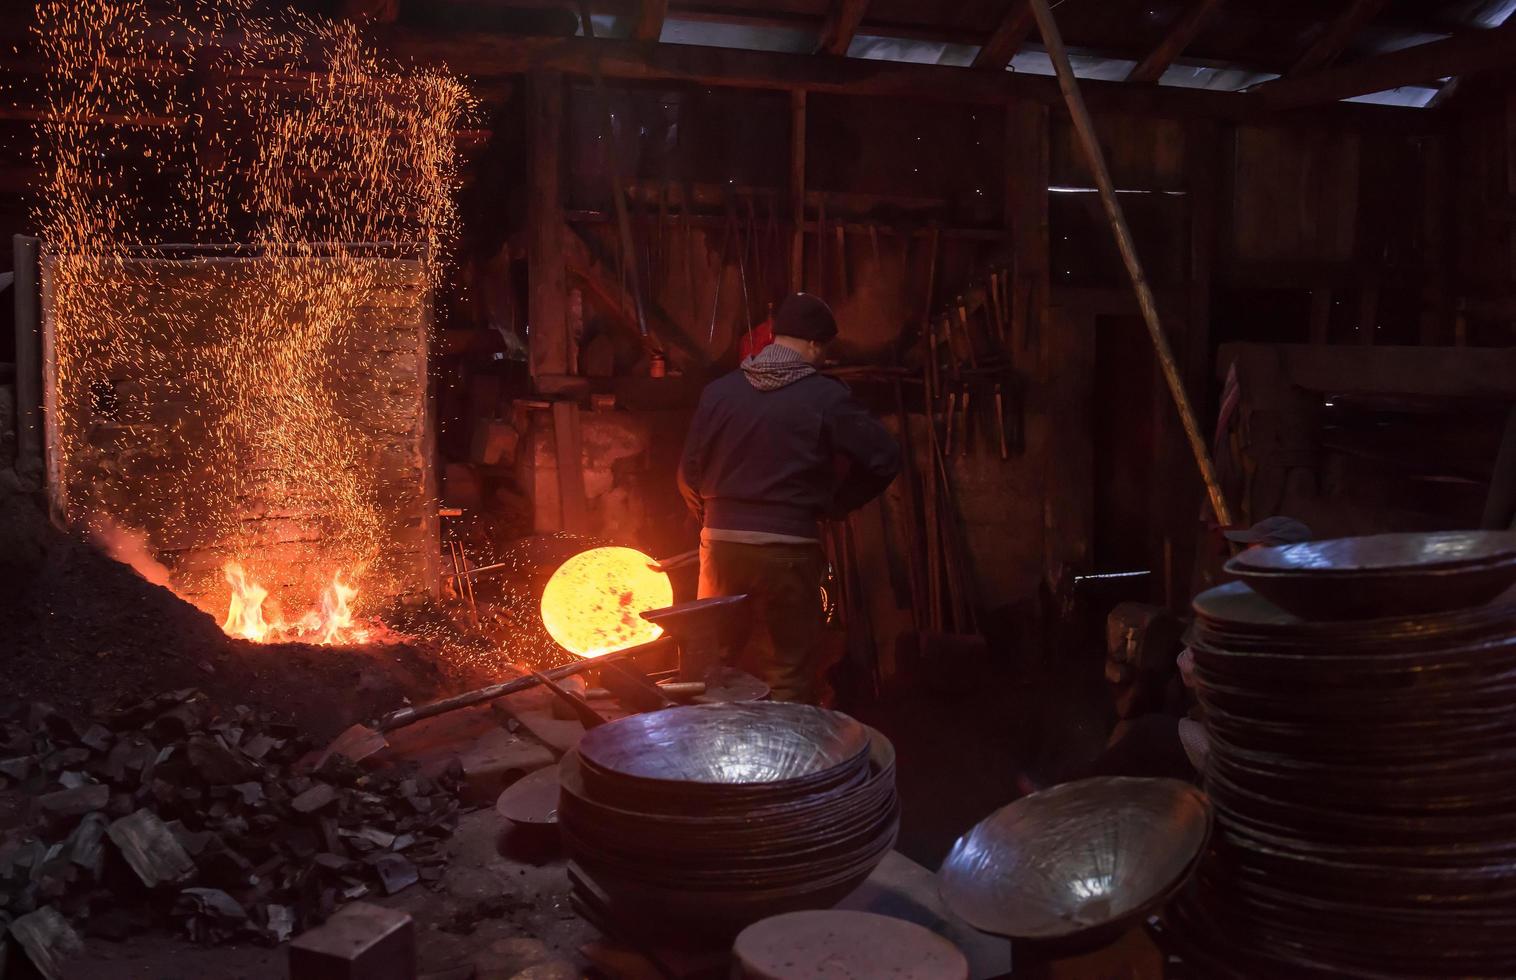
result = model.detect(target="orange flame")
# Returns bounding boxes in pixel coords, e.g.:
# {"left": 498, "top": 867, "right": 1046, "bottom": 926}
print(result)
{"left": 539, "top": 547, "right": 673, "bottom": 658}
{"left": 221, "top": 562, "right": 371, "bottom": 646}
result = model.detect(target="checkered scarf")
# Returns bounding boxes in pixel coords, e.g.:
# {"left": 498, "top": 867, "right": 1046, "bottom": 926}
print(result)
{"left": 740, "top": 342, "right": 815, "bottom": 392}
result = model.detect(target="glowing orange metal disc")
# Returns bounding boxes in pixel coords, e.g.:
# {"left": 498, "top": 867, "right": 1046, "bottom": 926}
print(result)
{"left": 540, "top": 546, "right": 674, "bottom": 658}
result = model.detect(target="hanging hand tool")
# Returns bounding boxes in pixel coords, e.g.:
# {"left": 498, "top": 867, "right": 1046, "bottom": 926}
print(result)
{"left": 956, "top": 295, "right": 979, "bottom": 370}
{"left": 729, "top": 190, "right": 753, "bottom": 338}
{"left": 988, "top": 271, "right": 1006, "bottom": 343}
{"left": 994, "top": 382, "right": 1009, "bottom": 460}
{"left": 817, "top": 194, "right": 828, "bottom": 300}
{"left": 681, "top": 179, "right": 698, "bottom": 326}
{"left": 835, "top": 220, "right": 848, "bottom": 298}
{"left": 653, "top": 180, "right": 669, "bottom": 296}
{"left": 959, "top": 385, "right": 972, "bottom": 457}
{"left": 707, "top": 197, "right": 738, "bottom": 345}
{"left": 922, "top": 227, "right": 941, "bottom": 396}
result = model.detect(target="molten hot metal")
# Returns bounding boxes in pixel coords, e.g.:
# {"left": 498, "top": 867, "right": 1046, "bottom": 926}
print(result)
{"left": 540, "top": 547, "right": 673, "bottom": 658}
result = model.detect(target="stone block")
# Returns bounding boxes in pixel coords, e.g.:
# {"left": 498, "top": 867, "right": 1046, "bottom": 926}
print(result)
{"left": 289, "top": 901, "right": 415, "bottom": 980}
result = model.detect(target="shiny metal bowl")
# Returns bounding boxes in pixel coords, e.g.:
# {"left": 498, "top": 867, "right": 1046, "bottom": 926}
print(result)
{"left": 1229, "top": 530, "right": 1516, "bottom": 575}
{"left": 939, "top": 777, "right": 1211, "bottom": 947}
{"left": 577, "top": 702, "right": 871, "bottom": 788}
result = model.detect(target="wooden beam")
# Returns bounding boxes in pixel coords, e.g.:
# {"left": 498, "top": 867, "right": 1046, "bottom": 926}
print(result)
{"left": 1255, "top": 19, "right": 1516, "bottom": 110}
{"left": 1289, "top": 0, "right": 1389, "bottom": 76}
{"left": 1005, "top": 98, "right": 1048, "bottom": 359}
{"left": 631, "top": 0, "right": 667, "bottom": 43}
{"left": 1028, "top": 0, "right": 1233, "bottom": 527}
{"left": 816, "top": 0, "right": 871, "bottom": 56}
{"left": 1126, "top": 0, "right": 1225, "bottom": 84}
{"left": 971, "top": 1, "right": 1035, "bottom": 71}
{"left": 527, "top": 71, "right": 571, "bottom": 383}
{"left": 377, "top": 32, "right": 1432, "bottom": 130}
{"left": 789, "top": 90, "right": 806, "bottom": 293}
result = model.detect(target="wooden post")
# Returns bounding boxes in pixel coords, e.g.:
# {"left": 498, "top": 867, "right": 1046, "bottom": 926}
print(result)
{"left": 527, "top": 72, "right": 570, "bottom": 384}
{"left": 552, "top": 400, "right": 590, "bottom": 535}
{"left": 1005, "top": 99, "right": 1048, "bottom": 361}
{"left": 790, "top": 89, "right": 807, "bottom": 294}
{"left": 1027, "top": 0, "right": 1234, "bottom": 527}
{"left": 13, "top": 235, "right": 41, "bottom": 473}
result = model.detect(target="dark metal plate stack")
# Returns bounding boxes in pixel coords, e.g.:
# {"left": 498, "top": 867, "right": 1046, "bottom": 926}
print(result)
{"left": 1174, "top": 531, "right": 1516, "bottom": 978}
{"left": 937, "top": 778, "right": 1211, "bottom": 952}
{"left": 559, "top": 702, "right": 899, "bottom": 941}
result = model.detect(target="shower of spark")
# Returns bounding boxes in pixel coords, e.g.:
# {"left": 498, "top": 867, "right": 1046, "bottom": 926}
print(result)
{"left": 34, "top": 0, "right": 474, "bottom": 642}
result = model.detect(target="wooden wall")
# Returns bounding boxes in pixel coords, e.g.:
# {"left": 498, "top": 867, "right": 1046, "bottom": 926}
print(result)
{"left": 507, "top": 67, "right": 1450, "bottom": 615}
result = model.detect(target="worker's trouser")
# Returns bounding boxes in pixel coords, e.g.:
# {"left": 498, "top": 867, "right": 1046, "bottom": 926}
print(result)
{"left": 697, "top": 539, "right": 823, "bottom": 705}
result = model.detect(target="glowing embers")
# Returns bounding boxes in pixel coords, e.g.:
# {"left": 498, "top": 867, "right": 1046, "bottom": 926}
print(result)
{"left": 539, "top": 547, "right": 673, "bottom": 658}
{"left": 221, "top": 562, "right": 370, "bottom": 646}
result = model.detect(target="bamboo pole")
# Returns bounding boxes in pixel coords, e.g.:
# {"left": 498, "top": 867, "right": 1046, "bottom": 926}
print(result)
{"left": 1027, "top": 0, "right": 1234, "bottom": 528}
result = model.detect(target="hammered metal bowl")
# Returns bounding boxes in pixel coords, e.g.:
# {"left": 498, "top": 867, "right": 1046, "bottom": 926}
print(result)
{"left": 576, "top": 702, "right": 871, "bottom": 807}
{"left": 1223, "top": 530, "right": 1516, "bottom": 621}
{"left": 938, "top": 778, "right": 1210, "bottom": 948}
{"left": 1229, "top": 530, "right": 1516, "bottom": 575}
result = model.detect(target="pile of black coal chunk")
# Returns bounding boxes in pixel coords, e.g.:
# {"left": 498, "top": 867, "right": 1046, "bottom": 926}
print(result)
{"left": 0, "top": 690, "right": 461, "bottom": 951}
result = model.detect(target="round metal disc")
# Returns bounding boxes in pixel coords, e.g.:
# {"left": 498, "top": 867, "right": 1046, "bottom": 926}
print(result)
{"left": 496, "top": 765, "right": 561, "bottom": 827}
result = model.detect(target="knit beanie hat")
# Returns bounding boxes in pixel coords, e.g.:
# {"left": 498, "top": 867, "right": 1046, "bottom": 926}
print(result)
{"left": 773, "top": 293, "right": 838, "bottom": 343}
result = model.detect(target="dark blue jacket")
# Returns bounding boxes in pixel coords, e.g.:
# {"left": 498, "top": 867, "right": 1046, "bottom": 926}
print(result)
{"left": 678, "top": 370, "right": 902, "bottom": 538}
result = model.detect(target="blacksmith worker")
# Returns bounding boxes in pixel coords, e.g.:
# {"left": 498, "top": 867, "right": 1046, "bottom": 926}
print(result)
{"left": 678, "top": 293, "right": 901, "bottom": 704}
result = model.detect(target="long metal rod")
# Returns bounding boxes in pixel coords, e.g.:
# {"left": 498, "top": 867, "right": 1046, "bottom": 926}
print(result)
{"left": 1027, "top": 0, "right": 1234, "bottom": 528}
{"left": 373, "top": 635, "right": 675, "bottom": 732}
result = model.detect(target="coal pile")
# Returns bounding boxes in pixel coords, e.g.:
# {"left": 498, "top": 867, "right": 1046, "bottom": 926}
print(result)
{"left": 0, "top": 689, "right": 462, "bottom": 964}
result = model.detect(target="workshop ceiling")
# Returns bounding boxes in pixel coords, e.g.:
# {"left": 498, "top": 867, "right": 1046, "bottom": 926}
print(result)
{"left": 375, "top": 0, "right": 1516, "bottom": 108}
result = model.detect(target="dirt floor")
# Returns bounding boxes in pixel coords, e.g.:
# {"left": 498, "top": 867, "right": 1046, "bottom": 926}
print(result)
{"left": 72, "top": 808, "right": 595, "bottom": 980}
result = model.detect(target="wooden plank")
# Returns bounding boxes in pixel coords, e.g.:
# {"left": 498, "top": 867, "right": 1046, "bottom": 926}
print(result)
{"left": 1289, "top": 0, "right": 1389, "bottom": 76}
{"left": 527, "top": 71, "right": 570, "bottom": 382}
{"left": 972, "top": 1, "right": 1035, "bottom": 71}
{"left": 1219, "top": 342, "right": 1516, "bottom": 399}
{"left": 376, "top": 31, "right": 1433, "bottom": 130}
{"left": 1126, "top": 0, "right": 1225, "bottom": 85}
{"left": 1255, "top": 19, "right": 1516, "bottom": 111}
{"left": 631, "top": 0, "right": 668, "bottom": 42}
{"left": 552, "top": 400, "right": 590, "bottom": 535}
{"left": 1005, "top": 98, "right": 1049, "bottom": 361}
{"left": 816, "top": 0, "right": 871, "bottom": 56}
{"left": 790, "top": 89, "right": 807, "bottom": 293}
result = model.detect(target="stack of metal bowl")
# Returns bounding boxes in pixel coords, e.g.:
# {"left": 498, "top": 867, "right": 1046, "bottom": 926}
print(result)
{"left": 1172, "top": 530, "right": 1516, "bottom": 977}
{"left": 559, "top": 702, "right": 898, "bottom": 940}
